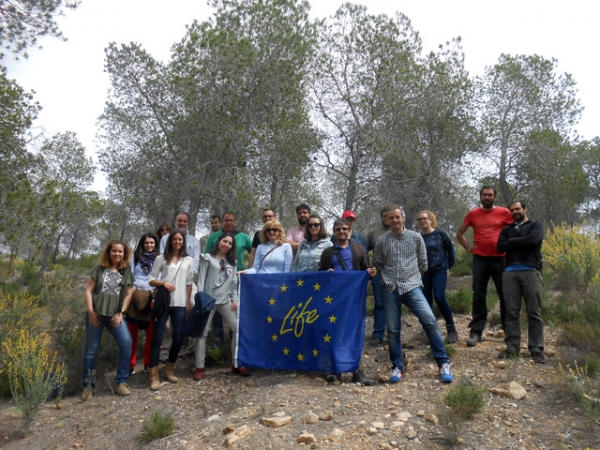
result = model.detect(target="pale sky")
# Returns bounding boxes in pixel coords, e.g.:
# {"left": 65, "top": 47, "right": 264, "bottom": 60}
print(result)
{"left": 6, "top": 1, "right": 600, "bottom": 191}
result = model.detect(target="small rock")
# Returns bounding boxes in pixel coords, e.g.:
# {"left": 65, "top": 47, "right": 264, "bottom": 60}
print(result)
{"left": 318, "top": 410, "right": 333, "bottom": 421}
{"left": 378, "top": 374, "right": 390, "bottom": 383}
{"left": 509, "top": 381, "right": 527, "bottom": 400}
{"left": 222, "top": 425, "right": 235, "bottom": 434}
{"left": 487, "top": 331, "right": 494, "bottom": 337}
{"left": 416, "top": 410, "right": 425, "bottom": 416}
{"left": 545, "top": 349, "right": 555, "bottom": 357}
{"left": 425, "top": 414, "right": 439, "bottom": 425}
{"left": 207, "top": 414, "right": 220, "bottom": 422}
{"left": 497, "top": 330, "right": 505, "bottom": 338}
{"left": 389, "top": 421, "right": 405, "bottom": 430}
{"left": 457, "top": 438, "right": 465, "bottom": 444}
{"left": 372, "top": 421, "right": 385, "bottom": 429}
{"left": 236, "top": 425, "right": 250, "bottom": 438}
{"left": 496, "top": 361, "right": 507, "bottom": 369}
{"left": 380, "top": 444, "right": 392, "bottom": 450}
{"left": 398, "top": 411, "right": 412, "bottom": 420}
{"left": 261, "top": 416, "right": 292, "bottom": 428}
{"left": 331, "top": 428, "right": 344, "bottom": 437}
{"left": 367, "top": 426, "right": 378, "bottom": 435}
{"left": 489, "top": 387, "right": 511, "bottom": 398}
{"left": 272, "top": 411, "right": 286, "bottom": 417}
{"left": 297, "top": 432, "right": 315, "bottom": 444}
{"left": 303, "top": 411, "right": 319, "bottom": 424}
{"left": 223, "top": 435, "right": 240, "bottom": 447}
{"left": 405, "top": 426, "right": 417, "bottom": 439}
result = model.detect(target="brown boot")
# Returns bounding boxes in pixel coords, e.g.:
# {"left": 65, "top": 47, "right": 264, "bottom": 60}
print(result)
{"left": 164, "top": 361, "right": 179, "bottom": 383}
{"left": 149, "top": 366, "right": 160, "bottom": 391}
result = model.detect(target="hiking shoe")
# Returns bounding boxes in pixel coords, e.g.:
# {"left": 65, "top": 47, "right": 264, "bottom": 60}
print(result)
{"left": 81, "top": 386, "right": 93, "bottom": 401}
{"left": 389, "top": 367, "right": 402, "bottom": 384}
{"left": 446, "top": 328, "right": 458, "bottom": 344}
{"left": 143, "top": 365, "right": 149, "bottom": 372}
{"left": 466, "top": 333, "right": 482, "bottom": 347}
{"left": 194, "top": 368, "right": 204, "bottom": 380}
{"left": 232, "top": 366, "right": 251, "bottom": 376}
{"left": 129, "top": 367, "right": 135, "bottom": 376}
{"left": 116, "top": 383, "right": 131, "bottom": 396}
{"left": 326, "top": 373, "right": 341, "bottom": 383}
{"left": 498, "top": 350, "right": 518, "bottom": 360}
{"left": 439, "top": 363, "right": 454, "bottom": 383}
{"left": 351, "top": 369, "right": 373, "bottom": 386}
{"left": 532, "top": 352, "right": 547, "bottom": 364}
{"left": 370, "top": 336, "right": 384, "bottom": 347}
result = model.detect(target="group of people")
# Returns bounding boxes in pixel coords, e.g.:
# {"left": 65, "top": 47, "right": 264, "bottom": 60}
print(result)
{"left": 82, "top": 187, "right": 545, "bottom": 397}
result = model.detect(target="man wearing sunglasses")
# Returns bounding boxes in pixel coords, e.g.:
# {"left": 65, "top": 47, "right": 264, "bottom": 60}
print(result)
{"left": 319, "top": 218, "right": 377, "bottom": 385}
{"left": 331, "top": 210, "right": 367, "bottom": 254}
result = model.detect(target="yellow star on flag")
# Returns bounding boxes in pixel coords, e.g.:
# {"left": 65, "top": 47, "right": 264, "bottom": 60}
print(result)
{"left": 312, "top": 348, "right": 319, "bottom": 357}
{"left": 283, "top": 348, "right": 290, "bottom": 355}
{"left": 313, "top": 283, "right": 321, "bottom": 291}
{"left": 271, "top": 334, "right": 278, "bottom": 341}
{"left": 324, "top": 334, "right": 331, "bottom": 343}
{"left": 281, "top": 284, "right": 288, "bottom": 292}
{"left": 269, "top": 298, "right": 276, "bottom": 306}
{"left": 325, "top": 295, "right": 333, "bottom": 304}
{"left": 297, "top": 279, "right": 304, "bottom": 287}
{"left": 267, "top": 316, "right": 273, "bottom": 323}
{"left": 297, "top": 353, "right": 304, "bottom": 361}
{"left": 329, "top": 315, "right": 337, "bottom": 323}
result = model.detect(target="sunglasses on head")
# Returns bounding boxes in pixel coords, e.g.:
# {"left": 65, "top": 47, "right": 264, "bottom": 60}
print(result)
{"left": 334, "top": 227, "right": 349, "bottom": 232}
{"left": 308, "top": 223, "right": 320, "bottom": 228}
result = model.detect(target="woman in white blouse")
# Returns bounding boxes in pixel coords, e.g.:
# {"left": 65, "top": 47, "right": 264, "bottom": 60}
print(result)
{"left": 147, "top": 229, "right": 194, "bottom": 390}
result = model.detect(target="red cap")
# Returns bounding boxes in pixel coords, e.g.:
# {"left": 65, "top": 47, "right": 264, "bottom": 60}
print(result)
{"left": 341, "top": 210, "right": 356, "bottom": 220}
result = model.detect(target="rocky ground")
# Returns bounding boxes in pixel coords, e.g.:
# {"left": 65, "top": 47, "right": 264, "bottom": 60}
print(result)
{"left": 0, "top": 300, "right": 597, "bottom": 449}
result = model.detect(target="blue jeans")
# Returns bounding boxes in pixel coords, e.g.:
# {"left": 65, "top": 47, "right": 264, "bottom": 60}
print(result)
{"left": 371, "top": 274, "right": 387, "bottom": 339}
{"left": 422, "top": 271, "right": 455, "bottom": 329}
{"left": 150, "top": 307, "right": 186, "bottom": 367}
{"left": 383, "top": 286, "right": 449, "bottom": 372}
{"left": 83, "top": 313, "right": 132, "bottom": 386}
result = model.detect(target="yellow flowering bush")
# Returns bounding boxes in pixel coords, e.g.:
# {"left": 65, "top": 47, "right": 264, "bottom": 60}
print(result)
{"left": 4, "top": 330, "right": 66, "bottom": 429}
{"left": 542, "top": 223, "right": 600, "bottom": 292}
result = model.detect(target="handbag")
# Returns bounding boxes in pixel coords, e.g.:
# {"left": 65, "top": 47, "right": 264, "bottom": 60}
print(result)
{"left": 126, "top": 289, "right": 152, "bottom": 322}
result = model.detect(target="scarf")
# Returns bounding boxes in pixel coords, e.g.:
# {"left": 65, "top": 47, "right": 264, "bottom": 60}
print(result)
{"left": 137, "top": 251, "right": 156, "bottom": 275}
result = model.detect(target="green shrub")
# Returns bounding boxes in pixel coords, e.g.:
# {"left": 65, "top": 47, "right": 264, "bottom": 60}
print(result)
{"left": 140, "top": 410, "right": 175, "bottom": 442}
{"left": 565, "top": 362, "right": 600, "bottom": 430}
{"left": 584, "top": 354, "right": 599, "bottom": 377}
{"left": 450, "top": 247, "right": 472, "bottom": 277}
{"left": 5, "top": 330, "right": 66, "bottom": 429}
{"left": 445, "top": 377, "right": 486, "bottom": 419}
{"left": 543, "top": 223, "right": 600, "bottom": 292}
{"left": 446, "top": 287, "right": 471, "bottom": 314}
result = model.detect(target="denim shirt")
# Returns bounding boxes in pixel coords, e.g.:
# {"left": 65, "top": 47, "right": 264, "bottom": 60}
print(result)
{"left": 292, "top": 238, "right": 333, "bottom": 272}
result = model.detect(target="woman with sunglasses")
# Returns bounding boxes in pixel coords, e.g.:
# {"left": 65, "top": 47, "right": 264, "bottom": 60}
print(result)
{"left": 193, "top": 232, "right": 249, "bottom": 379}
{"left": 292, "top": 214, "right": 333, "bottom": 272}
{"left": 417, "top": 210, "right": 458, "bottom": 343}
{"left": 239, "top": 220, "right": 292, "bottom": 274}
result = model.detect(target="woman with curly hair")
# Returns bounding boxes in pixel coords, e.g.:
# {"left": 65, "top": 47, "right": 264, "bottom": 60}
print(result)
{"left": 82, "top": 239, "right": 134, "bottom": 400}
{"left": 239, "top": 220, "right": 292, "bottom": 274}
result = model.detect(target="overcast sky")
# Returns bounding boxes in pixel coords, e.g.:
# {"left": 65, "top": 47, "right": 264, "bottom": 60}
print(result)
{"left": 5, "top": 1, "right": 600, "bottom": 191}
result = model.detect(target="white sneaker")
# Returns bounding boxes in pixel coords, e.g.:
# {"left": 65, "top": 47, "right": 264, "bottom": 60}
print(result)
{"left": 390, "top": 367, "right": 402, "bottom": 383}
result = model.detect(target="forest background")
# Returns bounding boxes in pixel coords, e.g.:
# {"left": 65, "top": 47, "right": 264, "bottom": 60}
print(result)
{"left": 2, "top": 0, "right": 600, "bottom": 280}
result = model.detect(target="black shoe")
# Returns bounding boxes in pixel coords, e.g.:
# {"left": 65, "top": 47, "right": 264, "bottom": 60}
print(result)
{"left": 531, "top": 352, "right": 546, "bottom": 364}
{"left": 498, "top": 350, "right": 518, "bottom": 360}
{"left": 143, "top": 365, "right": 149, "bottom": 372}
{"left": 351, "top": 370, "right": 373, "bottom": 386}
{"left": 129, "top": 367, "right": 135, "bottom": 376}
{"left": 446, "top": 328, "right": 458, "bottom": 344}
{"left": 466, "top": 333, "right": 482, "bottom": 347}
{"left": 326, "top": 373, "right": 341, "bottom": 383}
{"left": 370, "top": 336, "right": 384, "bottom": 347}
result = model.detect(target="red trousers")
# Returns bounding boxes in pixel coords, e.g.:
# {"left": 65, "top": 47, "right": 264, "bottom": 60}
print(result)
{"left": 127, "top": 321, "right": 152, "bottom": 368}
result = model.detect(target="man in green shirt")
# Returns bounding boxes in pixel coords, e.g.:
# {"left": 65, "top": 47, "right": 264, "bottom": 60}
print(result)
{"left": 204, "top": 212, "right": 252, "bottom": 271}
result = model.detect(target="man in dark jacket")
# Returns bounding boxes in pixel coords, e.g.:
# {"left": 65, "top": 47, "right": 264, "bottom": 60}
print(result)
{"left": 319, "top": 219, "right": 376, "bottom": 385}
{"left": 497, "top": 200, "right": 546, "bottom": 363}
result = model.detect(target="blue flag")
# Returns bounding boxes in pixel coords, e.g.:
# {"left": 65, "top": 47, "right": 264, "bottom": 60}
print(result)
{"left": 237, "top": 271, "right": 368, "bottom": 373}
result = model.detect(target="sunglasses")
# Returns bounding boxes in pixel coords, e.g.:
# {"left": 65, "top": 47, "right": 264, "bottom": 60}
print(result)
{"left": 417, "top": 217, "right": 429, "bottom": 221}
{"left": 266, "top": 228, "right": 280, "bottom": 233}
{"left": 220, "top": 259, "right": 226, "bottom": 271}
{"left": 308, "top": 223, "right": 320, "bottom": 228}
{"left": 334, "top": 227, "right": 349, "bottom": 232}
